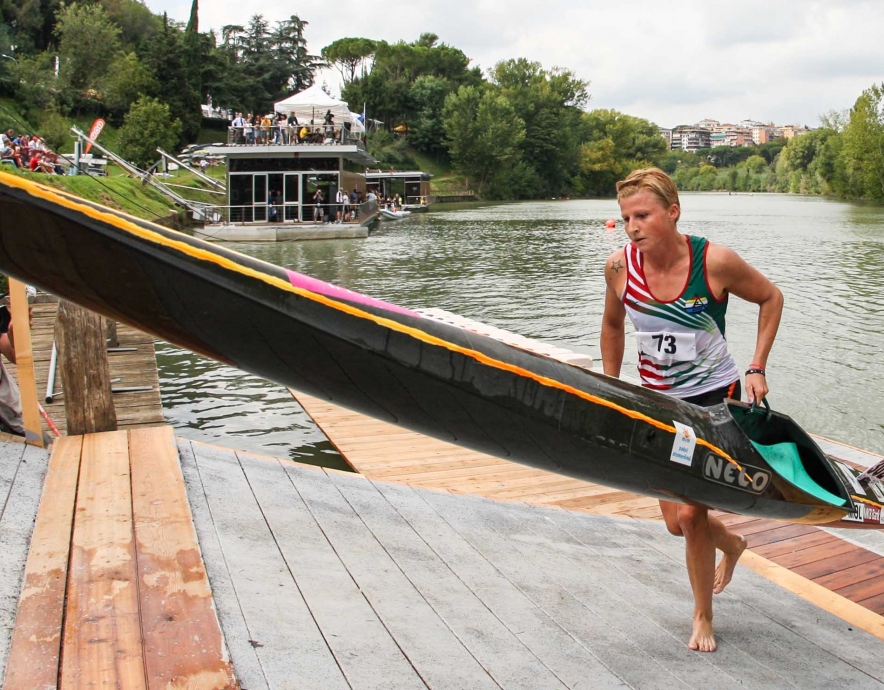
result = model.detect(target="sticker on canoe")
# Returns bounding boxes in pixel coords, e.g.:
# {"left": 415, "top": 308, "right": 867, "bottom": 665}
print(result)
{"left": 844, "top": 501, "right": 883, "bottom": 524}
{"left": 834, "top": 461, "right": 866, "bottom": 495}
{"left": 670, "top": 422, "right": 696, "bottom": 466}
{"left": 870, "top": 480, "right": 884, "bottom": 503}
{"left": 703, "top": 455, "right": 771, "bottom": 494}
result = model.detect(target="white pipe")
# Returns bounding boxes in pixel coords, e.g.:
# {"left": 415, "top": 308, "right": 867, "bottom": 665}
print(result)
{"left": 45, "top": 341, "right": 57, "bottom": 403}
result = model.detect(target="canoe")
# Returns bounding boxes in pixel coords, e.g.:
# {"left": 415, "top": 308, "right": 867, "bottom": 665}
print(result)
{"left": 1, "top": 171, "right": 882, "bottom": 528}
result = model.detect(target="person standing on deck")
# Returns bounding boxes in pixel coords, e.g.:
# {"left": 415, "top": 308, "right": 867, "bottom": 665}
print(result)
{"left": 600, "top": 167, "right": 783, "bottom": 653}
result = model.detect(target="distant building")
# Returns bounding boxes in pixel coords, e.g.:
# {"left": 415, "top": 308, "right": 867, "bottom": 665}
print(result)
{"left": 658, "top": 128, "right": 672, "bottom": 147}
{"left": 670, "top": 126, "right": 712, "bottom": 152}
{"left": 781, "top": 124, "right": 810, "bottom": 140}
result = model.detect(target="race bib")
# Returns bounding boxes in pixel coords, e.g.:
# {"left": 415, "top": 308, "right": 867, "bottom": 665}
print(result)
{"left": 636, "top": 331, "right": 697, "bottom": 363}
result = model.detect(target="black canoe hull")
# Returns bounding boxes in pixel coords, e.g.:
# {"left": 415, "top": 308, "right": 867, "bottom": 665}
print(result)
{"left": 0, "top": 172, "right": 875, "bottom": 525}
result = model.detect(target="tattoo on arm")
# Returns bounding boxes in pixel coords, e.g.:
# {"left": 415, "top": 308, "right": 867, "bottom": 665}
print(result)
{"left": 610, "top": 259, "right": 623, "bottom": 273}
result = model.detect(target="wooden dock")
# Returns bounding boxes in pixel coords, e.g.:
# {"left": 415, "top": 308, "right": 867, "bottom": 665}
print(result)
{"left": 1, "top": 427, "right": 235, "bottom": 689}
{"left": 5, "top": 301, "right": 165, "bottom": 437}
{"left": 291, "top": 389, "right": 884, "bottom": 627}
{"left": 5, "top": 430, "right": 884, "bottom": 688}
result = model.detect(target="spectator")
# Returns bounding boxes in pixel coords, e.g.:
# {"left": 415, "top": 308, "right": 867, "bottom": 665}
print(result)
{"left": 324, "top": 110, "right": 335, "bottom": 139}
{"left": 231, "top": 112, "right": 246, "bottom": 144}
{"left": 0, "top": 144, "right": 17, "bottom": 167}
{"left": 287, "top": 112, "right": 299, "bottom": 142}
{"left": 312, "top": 188, "right": 324, "bottom": 222}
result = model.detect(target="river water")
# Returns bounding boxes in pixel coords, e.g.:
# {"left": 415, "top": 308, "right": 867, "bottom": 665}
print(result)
{"left": 156, "top": 193, "right": 884, "bottom": 464}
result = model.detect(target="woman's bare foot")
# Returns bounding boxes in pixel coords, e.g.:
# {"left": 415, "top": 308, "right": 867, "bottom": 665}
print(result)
{"left": 689, "top": 615, "right": 717, "bottom": 652}
{"left": 713, "top": 534, "right": 747, "bottom": 594}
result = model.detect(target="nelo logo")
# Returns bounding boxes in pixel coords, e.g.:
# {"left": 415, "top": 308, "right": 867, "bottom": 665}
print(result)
{"left": 703, "top": 454, "right": 770, "bottom": 494}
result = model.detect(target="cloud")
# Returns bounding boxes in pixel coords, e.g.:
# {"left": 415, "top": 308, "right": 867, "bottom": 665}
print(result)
{"left": 145, "top": 0, "right": 884, "bottom": 127}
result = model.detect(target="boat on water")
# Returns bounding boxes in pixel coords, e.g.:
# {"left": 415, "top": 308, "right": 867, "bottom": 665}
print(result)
{"left": 379, "top": 207, "right": 409, "bottom": 220}
{"left": 2, "top": 170, "right": 884, "bottom": 528}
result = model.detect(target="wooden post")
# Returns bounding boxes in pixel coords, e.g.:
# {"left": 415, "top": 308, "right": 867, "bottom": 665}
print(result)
{"left": 55, "top": 300, "right": 117, "bottom": 435}
{"left": 8, "top": 279, "right": 43, "bottom": 446}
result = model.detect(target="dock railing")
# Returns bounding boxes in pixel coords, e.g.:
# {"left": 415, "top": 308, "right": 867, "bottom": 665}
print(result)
{"left": 198, "top": 200, "right": 376, "bottom": 225}
{"left": 226, "top": 124, "right": 365, "bottom": 149}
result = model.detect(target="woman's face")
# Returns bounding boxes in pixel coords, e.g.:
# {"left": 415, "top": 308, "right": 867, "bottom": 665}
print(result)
{"left": 618, "top": 190, "right": 679, "bottom": 252}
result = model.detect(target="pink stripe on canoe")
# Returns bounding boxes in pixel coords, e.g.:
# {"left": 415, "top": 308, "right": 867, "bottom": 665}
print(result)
{"left": 286, "top": 269, "right": 420, "bottom": 317}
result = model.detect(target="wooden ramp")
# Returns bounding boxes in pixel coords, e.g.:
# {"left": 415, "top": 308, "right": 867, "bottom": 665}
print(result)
{"left": 179, "top": 439, "right": 884, "bottom": 689}
{"left": 1, "top": 427, "right": 236, "bottom": 690}
{"left": 292, "top": 390, "right": 884, "bottom": 624}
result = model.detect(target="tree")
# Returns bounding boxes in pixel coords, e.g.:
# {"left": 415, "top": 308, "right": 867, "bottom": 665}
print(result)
{"left": 577, "top": 109, "right": 665, "bottom": 195}
{"left": 407, "top": 75, "right": 449, "bottom": 158}
{"left": 443, "top": 85, "right": 526, "bottom": 197}
{"left": 104, "top": 51, "right": 157, "bottom": 121}
{"left": 321, "top": 37, "right": 378, "bottom": 84}
{"left": 745, "top": 155, "right": 768, "bottom": 175}
{"left": 489, "top": 59, "right": 590, "bottom": 196}
{"left": 841, "top": 84, "right": 884, "bottom": 200}
{"left": 142, "top": 13, "right": 200, "bottom": 144}
{"left": 55, "top": 3, "right": 121, "bottom": 95}
{"left": 117, "top": 96, "right": 182, "bottom": 168}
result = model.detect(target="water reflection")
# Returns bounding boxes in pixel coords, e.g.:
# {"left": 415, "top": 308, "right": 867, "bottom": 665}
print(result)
{"left": 157, "top": 193, "right": 884, "bottom": 461}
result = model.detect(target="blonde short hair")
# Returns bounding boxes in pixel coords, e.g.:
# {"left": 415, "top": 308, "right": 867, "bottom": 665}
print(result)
{"left": 616, "top": 168, "right": 681, "bottom": 221}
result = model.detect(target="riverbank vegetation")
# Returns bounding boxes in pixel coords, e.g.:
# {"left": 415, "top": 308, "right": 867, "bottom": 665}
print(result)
{"left": 2, "top": 0, "right": 883, "bottom": 202}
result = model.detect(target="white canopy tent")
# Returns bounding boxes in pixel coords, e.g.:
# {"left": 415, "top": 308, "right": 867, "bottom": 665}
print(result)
{"left": 274, "top": 85, "right": 353, "bottom": 124}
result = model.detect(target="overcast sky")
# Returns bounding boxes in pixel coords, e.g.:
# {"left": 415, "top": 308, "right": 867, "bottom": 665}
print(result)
{"left": 144, "top": 0, "right": 883, "bottom": 128}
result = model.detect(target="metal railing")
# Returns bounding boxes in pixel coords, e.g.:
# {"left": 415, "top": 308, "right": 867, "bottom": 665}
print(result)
{"left": 198, "top": 198, "right": 378, "bottom": 225}
{"left": 226, "top": 125, "right": 365, "bottom": 149}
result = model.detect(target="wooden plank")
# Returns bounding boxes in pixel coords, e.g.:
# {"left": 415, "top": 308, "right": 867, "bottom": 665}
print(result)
{"left": 792, "top": 548, "right": 879, "bottom": 580}
{"left": 752, "top": 531, "right": 839, "bottom": 559}
{"left": 771, "top": 537, "right": 859, "bottom": 569}
{"left": 190, "top": 442, "right": 347, "bottom": 689}
{"left": 238, "top": 456, "right": 426, "bottom": 689}
{"left": 129, "top": 427, "right": 236, "bottom": 690}
{"left": 61, "top": 430, "right": 146, "bottom": 690}
{"left": 3, "top": 436, "right": 81, "bottom": 690}
{"left": 177, "top": 440, "right": 267, "bottom": 690}
{"left": 746, "top": 524, "right": 818, "bottom": 547}
{"left": 9, "top": 279, "right": 43, "bottom": 446}
{"left": 811, "top": 556, "right": 884, "bottom": 590}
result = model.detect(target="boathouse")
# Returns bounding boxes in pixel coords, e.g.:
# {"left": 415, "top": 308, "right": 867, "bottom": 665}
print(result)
{"left": 200, "top": 87, "right": 378, "bottom": 240}
{"left": 365, "top": 170, "right": 433, "bottom": 210}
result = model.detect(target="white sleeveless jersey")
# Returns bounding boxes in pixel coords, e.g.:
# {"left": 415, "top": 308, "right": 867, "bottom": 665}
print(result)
{"left": 622, "top": 236, "right": 740, "bottom": 399}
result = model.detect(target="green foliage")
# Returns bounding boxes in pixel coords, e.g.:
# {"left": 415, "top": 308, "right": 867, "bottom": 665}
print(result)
{"left": 577, "top": 109, "right": 665, "bottom": 195}
{"left": 443, "top": 85, "right": 527, "bottom": 198}
{"left": 366, "top": 129, "right": 416, "bottom": 169}
{"left": 488, "top": 59, "right": 588, "bottom": 197}
{"left": 55, "top": 3, "right": 121, "bottom": 95}
{"left": 841, "top": 84, "right": 884, "bottom": 201}
{"left": 341, "top": 33, "right": 480, "bottom": 133}
{"left": 321, "top": 37, "right": 378, "bottom": 84}
{"left": 117, "top": 96, "right": 181, "bottom": 168}
{"left": 104, "top": 51, "right": 157, "bottom": 122}
{"left": 8, "top": 52, "right": 57, "bottom": 118}
{"left": 210, "top": 15, "right": 320, "bottom": 114}
{"left": 142, "top": 14, "right": 200, "bottom": 144}
{"left": 39, "top": 110, "right": 71, "bottom": 151}
{"left": 407, "top": 75, "right": 449, "bottom": 158}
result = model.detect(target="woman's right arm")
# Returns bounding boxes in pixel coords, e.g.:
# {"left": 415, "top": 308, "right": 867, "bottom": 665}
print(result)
{"left": 601, "top": 249, "right": 627, "bottom": 378}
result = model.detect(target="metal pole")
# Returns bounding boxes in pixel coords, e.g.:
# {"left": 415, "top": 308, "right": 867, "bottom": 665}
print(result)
{"left": 45, "top": 341, "right": 58, "bottom": 403}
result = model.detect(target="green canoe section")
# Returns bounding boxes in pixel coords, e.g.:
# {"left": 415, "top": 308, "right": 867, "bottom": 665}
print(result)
{"left": 751, "top": 441, "right": 846, "bottom": 507}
